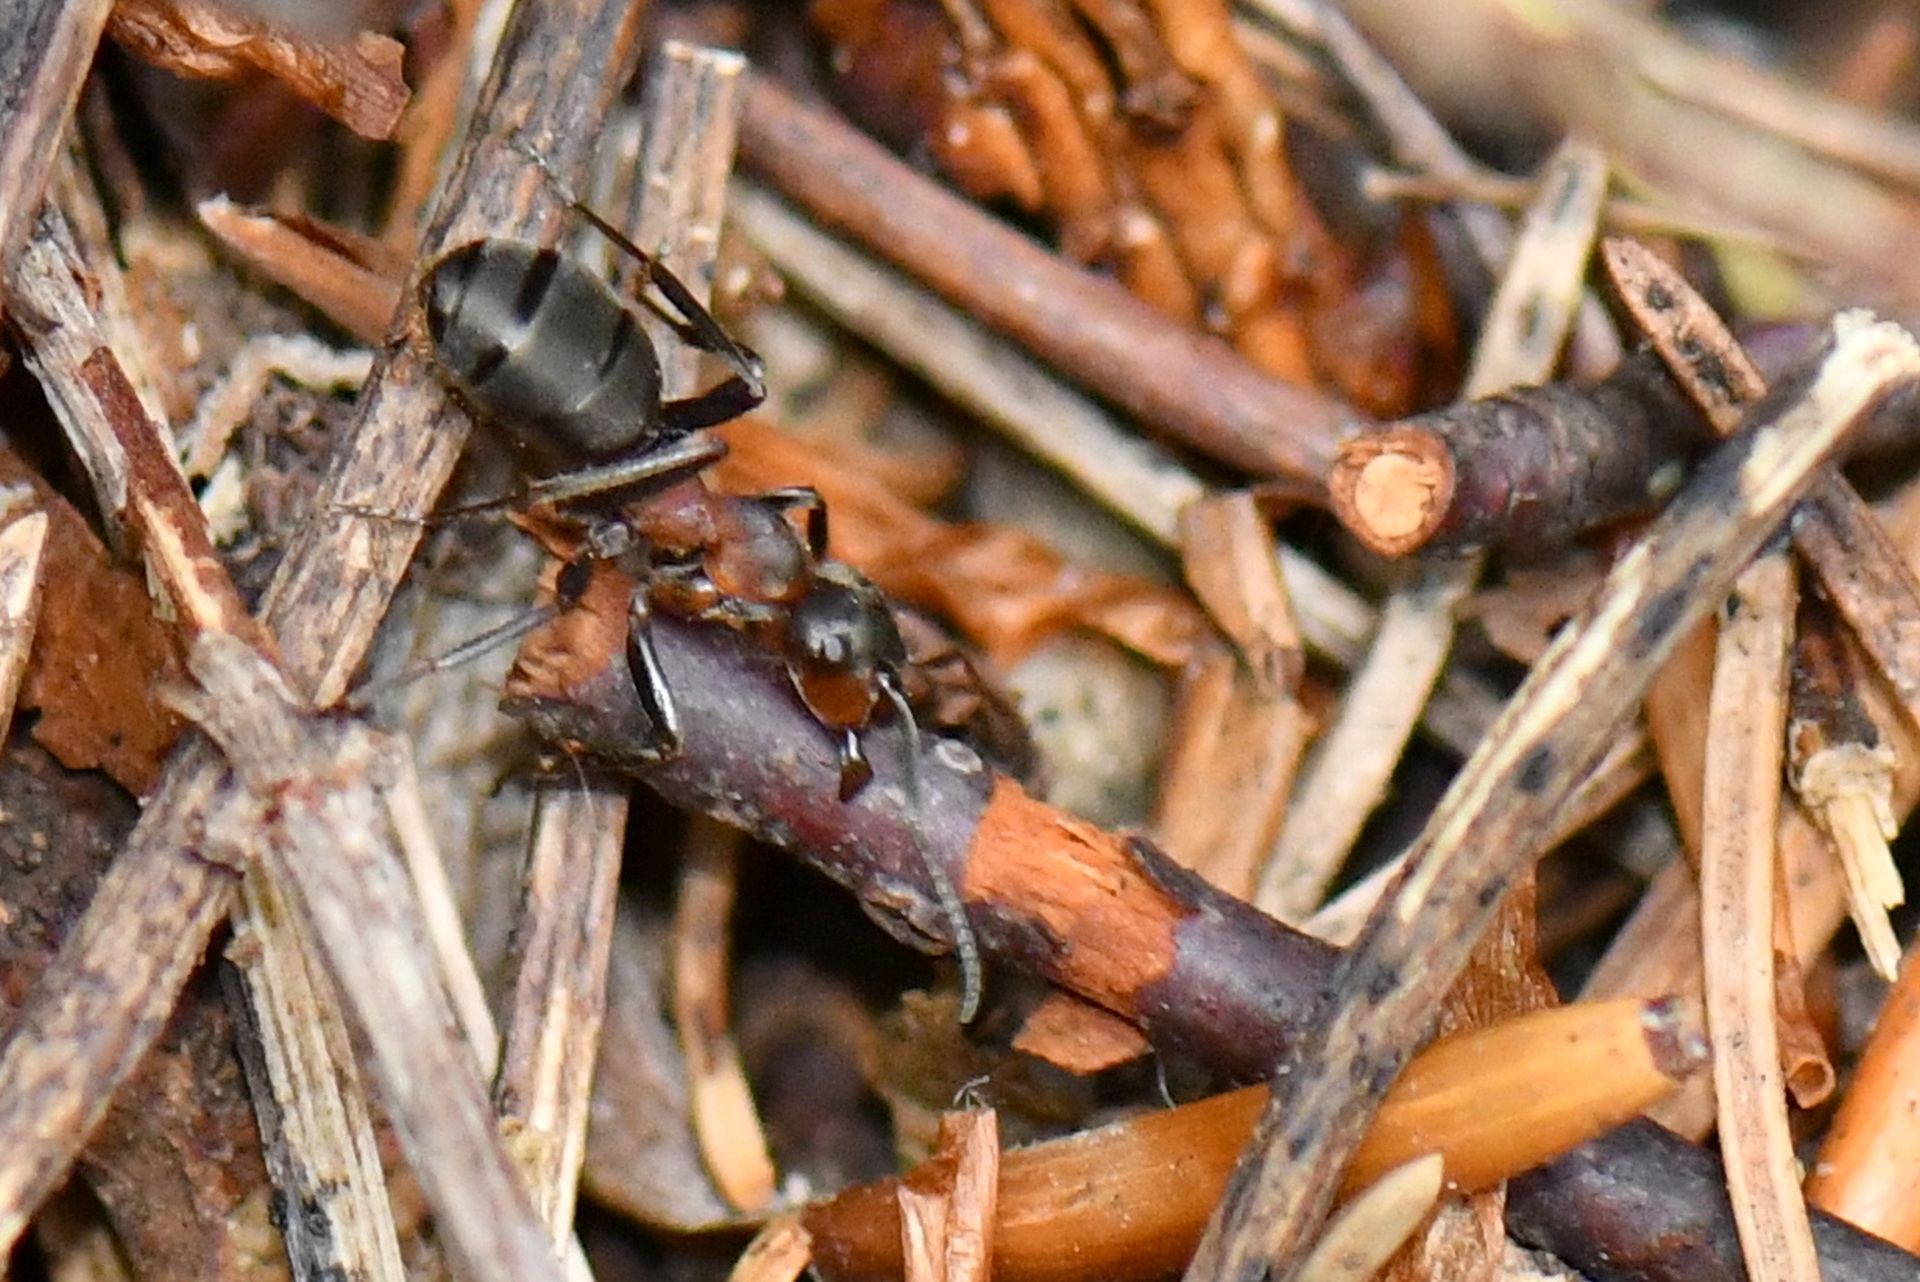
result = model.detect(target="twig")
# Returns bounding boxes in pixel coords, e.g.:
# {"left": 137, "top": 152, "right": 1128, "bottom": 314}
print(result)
{"left": 804, "top": 997, "right": 1705, "bottom": 1282}
{"left": 671, "top": 816, "right": 777, "bottom": 1212}
{"left": 1606, "top": 238, "right": 1920, "bottom": 746}
{"left": 1257, "top": 138, "right": 1605, "bottom": 922}
{"left": 493, "top": 37, "right": 749, "bottom": 1244}
{"left": 9, "top": 201, "right": 267, "bottom": 646}
{"left": 175, "top": 634, "right": 568, "bottom": 1282}
{"left": 1608, "top": 236, "right": 1920, "bottom": 976}
{"left": 579, "top": 912, "right": 736, "bottom": 1230}
{"left": 502, "top": 553, "right": 1919, "bottom": 1280}
{"left": 15, "top": 168, "right": 415, "bottom": 1282}
{"left": 350, "top": 744, "right": 504, "bottom": 1073}
{"left": 224, "top": 876, "right": 406, "bottom": 1282}
{"left": 493, "top": 779, "right": 627, "bottom": 1238}
{"left": 0, "top": 0, "right": 112, "bottom": 293}
{"left": 1253, "top": 573, "right": 1467, "bottom": 919}
{"left": 1807, "top": 937, "right": 1920, "bottom": 1249}
{"left": 0, "top": 508, "right": 48, "bottom": 745}
{"left": 730, "top": 1216, "right": 814, "bottom": 1282}
{"left": 8, "top": 179, "right": 408, "bottom": 1282}
{"left": 1156, "top": 493, "right": 1309, "bottom": 896}
{"left": 1328, "top": 351, "right": 1701, "bottom": 557}
{"left": 0, "top": 0, "right": 646, "bottom": 1253}
{"left": 1788, "top": 606, "right": 1904, "bottom": 978}
{"left": 1179, "top": 315, "right": 1920, "bottom": 1282}
{"left": 737, "top": 76, "right": 1357, "bottom": 487}
{"left": 105, "top": 0, "right": 408, "bottom": 140}
{"left": 1698, "top": 550, "right": 1820, "bottom": 1282}
{"left": 1509, "top": 1118, "right": 1919, "bottom": 1282}
{"left": 729, "top": 182, "right": 1207, "bottom": 547}
{"left": 1293, "top": 1156, "right": 1443, "bottom": 1282}
{"left": 1619, "top": 253, "right": 1838, "bottom": 1125}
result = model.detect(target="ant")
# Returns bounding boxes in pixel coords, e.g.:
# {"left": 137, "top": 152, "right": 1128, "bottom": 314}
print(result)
{"left": 409, "top": 147, "right": 984, "bottom": 1021}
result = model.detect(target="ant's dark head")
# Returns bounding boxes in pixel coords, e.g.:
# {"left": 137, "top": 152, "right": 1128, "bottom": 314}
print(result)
{"left": 783, "top": 565, "right": 907, "bottom": 730}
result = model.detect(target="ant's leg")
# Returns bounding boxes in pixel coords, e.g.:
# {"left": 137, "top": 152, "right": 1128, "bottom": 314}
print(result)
{"left": 834, "top": 727, "right": 874, "bottom": 801}
{"left": 340, "top": 558, "right": 598, "bottom": 712}
{"left": 331, "top": 432, "right": 715, "bottom": 526}
{"left": 755, "top": 486, "right": 828, "bottom": 559}
{"left": 658, "top": 378, "right": 764, "bottom": 438}
{"left": 625, "top": 587, "right": 682, "bottom": 756}
{"left": 523, "top": 432, "right": 728, "bottom": 510}
{"left": 511, "top": 139, "right": 764, "bottom": 394}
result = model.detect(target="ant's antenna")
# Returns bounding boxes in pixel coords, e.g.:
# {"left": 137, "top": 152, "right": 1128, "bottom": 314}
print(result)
{"left": 882, "top": 674, "right": 983, "bottom": 1023}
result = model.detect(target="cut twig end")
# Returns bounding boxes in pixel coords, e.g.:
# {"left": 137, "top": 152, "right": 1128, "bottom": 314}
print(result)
{"left": 1327, "top": 429, "right": 1454, "bottom": 557}
{"left": 1639, "top": 994, "right": 1710, "bottom": 1081}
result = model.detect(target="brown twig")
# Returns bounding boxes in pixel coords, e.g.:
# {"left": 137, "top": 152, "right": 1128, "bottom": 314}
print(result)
{"left": 0, "top": 0, "right": 646, "bottom": 1254}
{"left": 1509, "top": 1118, "right": 1919, "bottom": 1282}
{"left": 224, "top": 871, "right": 405, "bottom": 1282}
{"left": 730, "top": 182, "right": 1208, "bottom": 546}
{"left": 738, "top": 76, "right": 1357, "bottom": 487}
{"left": 493, "top": 778, "right": 628, "bottom": 1235}
{"left": 1181, "top": 316, "right": 1920, "bottom": 1282}
{"left": 1622, "top": 247, "right": 1841, "bottom": 1122}
{"left": 1328, "top": 351, "right": 1701, "bottom": 557}
{"left": 8, "top": 200, "right": 268, "bottom": 648}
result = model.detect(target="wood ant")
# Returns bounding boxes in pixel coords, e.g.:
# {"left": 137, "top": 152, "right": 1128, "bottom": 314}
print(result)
{"left": 407, "top": 148, "right": 984, "bottom": 1020}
